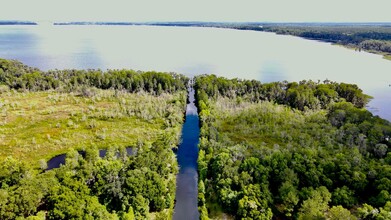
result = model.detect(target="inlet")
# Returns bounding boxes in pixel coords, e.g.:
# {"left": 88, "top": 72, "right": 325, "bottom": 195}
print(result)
{"left": 173, "top": 81, "right": 200, "bottom": 220}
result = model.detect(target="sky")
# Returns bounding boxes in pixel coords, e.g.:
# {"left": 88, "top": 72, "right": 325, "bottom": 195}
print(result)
{"left": 1, "top": 0, "right": 391, "bottom": 23}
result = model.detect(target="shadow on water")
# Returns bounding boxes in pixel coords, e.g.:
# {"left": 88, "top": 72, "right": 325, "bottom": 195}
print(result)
{"left": 173, "top": 84, "right": 200, "bottom": 220}
{"left": 46, "top": 148, "right": 133, "bottom": 170}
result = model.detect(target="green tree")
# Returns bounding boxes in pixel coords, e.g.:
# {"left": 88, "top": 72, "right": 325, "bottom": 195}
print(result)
{"left": 278, "top": 181, "right": 299, "bottom": 217}
{"left": 298, "top": 186, "right": 331, "bottom": 220}
{"left": 378, "top": 202, "right": 391, "bottom": 220}
{"left": 374, "top": 144, "right": 388, "bottom": 158}
{"left": 327, "top": 205, "right": 357, "bottom": 220}
{"left": 122, "top": 207, "right": 135, "bottom": 220}
{"left": 357, "top": 203, "right": 379, "bottom": 219}
{"left": 332, "top": 186, "right": 357, "bottom": 208}
{"left": 131, "top": 194, "right": 149, "bottom": 219}
{"left": 47, "top": 183, "right": 115, "bottom": 220}
{"left": 25, "top": 211, "right": 46, "bottom": 220}
{"left": 237, "top": 195, "right": 273, "bottom": 220}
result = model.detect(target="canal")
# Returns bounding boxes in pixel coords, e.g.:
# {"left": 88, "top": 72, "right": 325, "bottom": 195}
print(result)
{"left": 173, "top": 83, "right": 200, "bottom": 220}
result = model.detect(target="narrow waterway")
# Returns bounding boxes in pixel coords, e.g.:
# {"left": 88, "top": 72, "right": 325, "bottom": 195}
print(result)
{"left": 173, "top": 83, "right": 200, "bottom": 220}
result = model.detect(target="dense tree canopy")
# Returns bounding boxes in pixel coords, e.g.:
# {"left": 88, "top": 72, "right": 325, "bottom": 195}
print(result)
{"left": 195, "top": 75, "right": 391, "bottom": 219}
{"left": 194, "top": 74, "right": 372, "bottom": 110}
{"left": 0, "top": 142, "right": 179, "bottom": 219}
{"left": 0, "top": 59, "right": 188, "bottom": 94}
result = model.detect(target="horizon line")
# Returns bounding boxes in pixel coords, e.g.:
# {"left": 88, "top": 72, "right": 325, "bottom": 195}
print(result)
{"left": 2, "top": 20, "right": 391, "bottom": 24}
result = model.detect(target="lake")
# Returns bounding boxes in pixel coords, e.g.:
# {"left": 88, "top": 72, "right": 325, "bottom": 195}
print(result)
{"left": 0, "top": 25, "right": 390, "bottom": 121}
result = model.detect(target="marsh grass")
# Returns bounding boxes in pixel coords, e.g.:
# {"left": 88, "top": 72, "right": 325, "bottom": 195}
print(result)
{"left": 0, "top": 89, "right": 186, "bottom": 164}
{"left": 211, "top": 97, "right": 331, "bottom": 150}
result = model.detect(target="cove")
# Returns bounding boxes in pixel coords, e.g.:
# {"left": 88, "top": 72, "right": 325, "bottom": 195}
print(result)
{"left": 173, "top": 82, "right": 200, "bottom": 220}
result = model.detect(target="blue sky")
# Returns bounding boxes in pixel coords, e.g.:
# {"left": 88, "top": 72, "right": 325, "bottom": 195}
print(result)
{"left": 2, "top": 0, "right": 391, "bottom": 22}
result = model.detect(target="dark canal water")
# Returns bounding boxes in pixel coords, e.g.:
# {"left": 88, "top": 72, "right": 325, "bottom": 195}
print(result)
{"left": 173, "top": 86, "right": 200, "bottom": 220}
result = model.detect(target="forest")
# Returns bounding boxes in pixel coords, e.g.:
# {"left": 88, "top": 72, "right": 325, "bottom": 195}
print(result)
{"left": 195, "top": 75, "right": 391, "bottom": 219}
{"left": 0, "top": 59, "right": 188, "bottom": 94}
{"left": 0, "top": 59, "right": 189, "bottom": 219}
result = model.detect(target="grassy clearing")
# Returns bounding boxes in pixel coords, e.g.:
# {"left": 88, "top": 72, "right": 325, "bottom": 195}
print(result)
{"left": 211, "top": 97, "right": 329, "bottom": 150}
{"left": 0, "top": 88, "right": 186, "bottom": 164}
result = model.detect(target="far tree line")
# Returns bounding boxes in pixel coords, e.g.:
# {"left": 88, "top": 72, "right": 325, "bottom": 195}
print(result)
{"left": 0, "top": 59, "right": 188, "bottom": 94}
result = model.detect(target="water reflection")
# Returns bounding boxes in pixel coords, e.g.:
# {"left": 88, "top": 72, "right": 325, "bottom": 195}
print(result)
{"left": 173, "top": 87, "right": 200, "bottom": 220}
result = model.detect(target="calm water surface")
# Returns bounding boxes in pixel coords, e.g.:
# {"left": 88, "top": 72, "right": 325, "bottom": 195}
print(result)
{"left": 0, "top": 25, "right": 390, "bottom": 120}
{"left": 173, "top": 87, "right": 199, "bottom": 220}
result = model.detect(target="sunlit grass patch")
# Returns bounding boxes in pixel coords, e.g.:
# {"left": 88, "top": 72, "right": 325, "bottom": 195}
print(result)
{"left": 211, "top": 97, "right": 331, "bottom": 150}
{"left": 0, "top": 89, "right": 186, "bottom": 164}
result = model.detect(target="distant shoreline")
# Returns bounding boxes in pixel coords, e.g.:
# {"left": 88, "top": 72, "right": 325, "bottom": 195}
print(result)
{"left": 2, "top": 20, "right": 391, "bottom": 61}
{"left": 0, "top": 21, "right": 37, "bottom": 25}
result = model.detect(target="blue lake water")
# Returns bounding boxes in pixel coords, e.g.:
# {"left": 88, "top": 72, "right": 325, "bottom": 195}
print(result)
{"left": 0, "top": 25, "right": 390, "bottom": 121}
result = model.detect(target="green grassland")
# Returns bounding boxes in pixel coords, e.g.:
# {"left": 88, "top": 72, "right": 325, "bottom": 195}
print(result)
{"left": 0, "top": 88, "right": 186, "bottom": 164}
